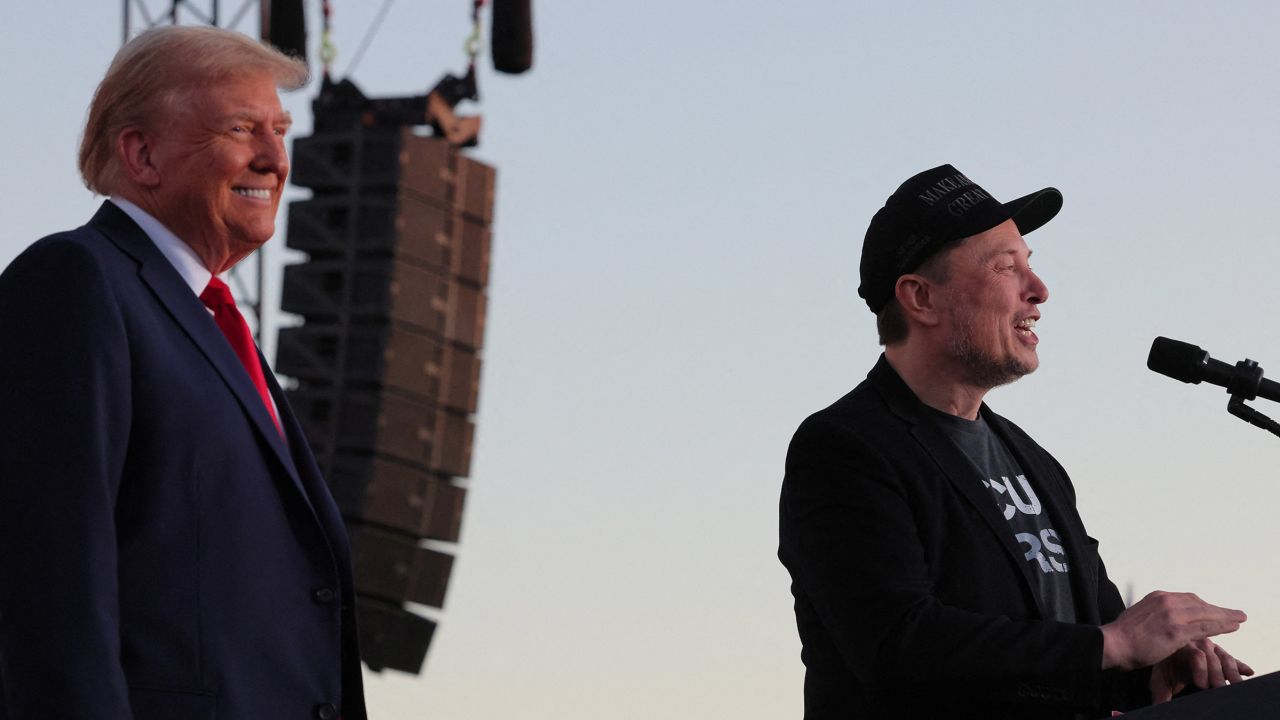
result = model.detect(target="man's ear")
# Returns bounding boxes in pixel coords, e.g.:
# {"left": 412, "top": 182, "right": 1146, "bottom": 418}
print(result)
{"left": 894, "top": 274, "right": 943, "bottom": 328}
{"left": 117, "top": 127, "right": 161, "bottom": 188}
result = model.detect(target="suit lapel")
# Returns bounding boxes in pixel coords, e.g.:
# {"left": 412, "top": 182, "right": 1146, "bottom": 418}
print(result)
{"left": 88, "top": 203, "right": 314, "bottom": 512}
{"left": 869, "top": 357, "right": 1043, "bottom": 613}
{"left": 913, "top": 414, "right": 1045, "bottom": 614}
{"left": 264, "top": 367, "right": 349, "bottom": 562}
{"left": 985, "top": 412, "right": 1102, "bottom": 622}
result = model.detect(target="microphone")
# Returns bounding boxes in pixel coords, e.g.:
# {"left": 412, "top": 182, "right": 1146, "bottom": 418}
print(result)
{"left": 491, "top": 0, "right": 534, "bottom": 74}
{"left": 262, "top": 0, "right": 308, "bottom": 64}
{"left": 1147, "top": 337, "right": 1280, "bottom": 403}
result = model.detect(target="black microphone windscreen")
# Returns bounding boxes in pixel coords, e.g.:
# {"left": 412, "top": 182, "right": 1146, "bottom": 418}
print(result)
{"left": 1147, "top": 336, "right": 1207, "bottom": 384}
{"left": 491, "top": 0, "right": 533, "bottom": 74}
{"left": 264, "top": 0, "right": 308, "bottom": 63}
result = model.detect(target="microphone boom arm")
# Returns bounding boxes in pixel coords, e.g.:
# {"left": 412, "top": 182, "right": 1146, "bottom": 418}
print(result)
{"left": 1226, "top": 359, "right": 1280, "bottom": 438}
{"left": 1227, "top": 395, "right": 1280, "bottom": 438}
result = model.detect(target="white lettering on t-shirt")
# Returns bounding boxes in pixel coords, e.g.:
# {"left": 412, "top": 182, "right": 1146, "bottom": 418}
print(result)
{"left": 983, "top": 474, "right": 1042, "bottom": 518}
{"left": 982, "top": 475, "right": 1068, "bottom": 575}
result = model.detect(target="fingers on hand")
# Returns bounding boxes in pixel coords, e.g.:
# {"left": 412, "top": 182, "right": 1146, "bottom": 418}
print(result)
{"left": 1174, "top": 593, "right": 1244, "bottom": 640}
{"left": 1151, "top": 678, "right": 1173, "bottom": 705}
{"left": 1150, "top": 662, "right": 1179, "bottom": 705}
{"left": 1193, "top": 620, "right": 1240, "bottom": 640}
{"left": 1184, "top": 640, "right": 1252, "bottom": 689}
{"left": 1149, "top": 590, "right": 1245, "bottom": 621}
{"left": 1203, "top": 645, "right": 1226, "bottom": 688}
{"left": 1188, "top": 646, "right": 1210, "bottom": 689}
{"left": 1124, "top": 591, "right": 1247, "bottom": 667}
{"left": 1212, "top": 644, "right": 1254, "bottom": 683}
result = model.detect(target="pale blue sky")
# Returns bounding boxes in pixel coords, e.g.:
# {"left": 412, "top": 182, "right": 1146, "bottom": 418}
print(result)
{"left": 4, "top": 2, "right": 1280, "bottom": 717}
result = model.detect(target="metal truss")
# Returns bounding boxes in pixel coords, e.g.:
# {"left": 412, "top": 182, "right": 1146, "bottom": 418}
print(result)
{"left": 122, "top": 0, "right": 262, "bottom": 42}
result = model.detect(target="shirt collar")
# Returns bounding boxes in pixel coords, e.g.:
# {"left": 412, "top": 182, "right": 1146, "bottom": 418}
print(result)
{"left": 108, "top": 196, "right": 215, "bottom": 296}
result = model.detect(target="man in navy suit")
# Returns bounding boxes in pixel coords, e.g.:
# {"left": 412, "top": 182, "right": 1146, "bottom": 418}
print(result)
{"left": 0, "top": 26, "right": 366, "bottom": 720}
{"left": 779, "top": 165, "right": 1252, "bottom": 718}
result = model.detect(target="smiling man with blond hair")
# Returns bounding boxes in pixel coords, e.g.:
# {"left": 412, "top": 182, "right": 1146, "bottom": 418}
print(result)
{"left": 0, "top": 26, "right": 365, "bottom": 720}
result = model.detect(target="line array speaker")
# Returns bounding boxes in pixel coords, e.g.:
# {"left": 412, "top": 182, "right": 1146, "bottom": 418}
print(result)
{"left": 280, "top": 121, "right": 494, "bottom": 674}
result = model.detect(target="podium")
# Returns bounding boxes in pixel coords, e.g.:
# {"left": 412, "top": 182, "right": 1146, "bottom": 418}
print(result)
{"left": 1122, "top": 671, "right": 1280, "bottom": 718}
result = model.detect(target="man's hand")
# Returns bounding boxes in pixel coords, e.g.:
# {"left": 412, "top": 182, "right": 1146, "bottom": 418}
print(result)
{"left": 1100, "top": 591, "right": 1246, "bottom": 671}
{"left": 1150, "top": 638, "right": 1255, "bottom": 703}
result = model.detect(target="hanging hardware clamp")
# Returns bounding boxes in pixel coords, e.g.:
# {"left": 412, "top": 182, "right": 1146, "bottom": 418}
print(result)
{"left": 311, "top": 76, "right": 482, "bottom": 149}
{"left": 426, "top": 68, "right": 482, "bottom": 147}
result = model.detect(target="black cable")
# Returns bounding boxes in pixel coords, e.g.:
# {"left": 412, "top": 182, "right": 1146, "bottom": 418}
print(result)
{"left": 344, "top": 0, "right": 396, "bottom": 77}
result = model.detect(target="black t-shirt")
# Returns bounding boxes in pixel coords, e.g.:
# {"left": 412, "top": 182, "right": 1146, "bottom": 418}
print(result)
{"left": 930, "top": 408, "right": 1077, "bottom": 623}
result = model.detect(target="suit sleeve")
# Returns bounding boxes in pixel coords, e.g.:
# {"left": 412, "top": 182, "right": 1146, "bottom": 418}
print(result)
{"left": 778, "top": 413, "right": 1124, "bottom": 710}
{"left": 1046, "top": 451, "right": 1153, "bottom": 711}
{"left": 0, "top": 238, "right": 135, "bottom": 718}
{"left": 1091, "top": 536, "right": 1154, "bottom": 710}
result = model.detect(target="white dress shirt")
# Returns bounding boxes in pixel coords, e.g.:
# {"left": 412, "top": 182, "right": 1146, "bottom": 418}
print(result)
{"left": 107, "top": 196, "right": 281, "bottom": 418}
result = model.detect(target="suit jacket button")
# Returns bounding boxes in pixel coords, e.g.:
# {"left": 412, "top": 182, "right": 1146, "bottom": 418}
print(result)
{"left": 313, "top": 587, "right": 337, "bottom": 604}
{"left": 315, "top": 702, "right": 339, "bottom": 720}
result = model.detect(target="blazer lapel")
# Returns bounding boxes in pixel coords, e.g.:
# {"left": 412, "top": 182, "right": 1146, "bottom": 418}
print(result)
{"left": 264, "top": 367, "right": 347, "bottom": 560}
{"left": 914, "top": 416, "right": 1045, "bottom": 614}
{"left": 89, "top": 203, "right": 312, "bottom": 510}
{"left": 869, "top": 356, "right": 1043, "bottom": 613}
{"left": 985, "top": 412, "right": 1102, "bottom": 622}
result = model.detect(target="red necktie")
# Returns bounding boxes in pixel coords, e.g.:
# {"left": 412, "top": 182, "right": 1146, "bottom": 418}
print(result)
{"left": 200, "top": 278, "right": 282, "bottom": 434}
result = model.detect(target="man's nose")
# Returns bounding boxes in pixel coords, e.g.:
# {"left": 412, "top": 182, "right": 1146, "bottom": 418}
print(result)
{"left": 1026, "top": 268, "right": 1049, "bottom": 304}
{"left": 253, "top": 133, "right": 289, "bottom": 178}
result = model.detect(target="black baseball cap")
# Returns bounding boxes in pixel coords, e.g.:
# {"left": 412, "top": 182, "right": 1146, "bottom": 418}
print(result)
{"left": 857, "top": 164, "right": 1062, "bottom": 313}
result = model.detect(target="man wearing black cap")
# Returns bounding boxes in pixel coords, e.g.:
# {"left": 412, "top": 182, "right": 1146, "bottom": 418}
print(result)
{"left": 777, "top": 165, "right": 1251, "bottom": 718}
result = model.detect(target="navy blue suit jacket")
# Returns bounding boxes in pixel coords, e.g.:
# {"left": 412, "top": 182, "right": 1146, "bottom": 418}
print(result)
{"left": 779, "top": 356, "right": 1148, "bottom": 719}
{"left": 0, "top": 203, "right": 367, "bottom": 719}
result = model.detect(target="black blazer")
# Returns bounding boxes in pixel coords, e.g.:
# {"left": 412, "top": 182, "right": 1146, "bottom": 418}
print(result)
{"left": 0, "top": 203, "right": 366, "bottom": 720}
{"left": 778, "top": 355, "right": 1147, "bottom": 719}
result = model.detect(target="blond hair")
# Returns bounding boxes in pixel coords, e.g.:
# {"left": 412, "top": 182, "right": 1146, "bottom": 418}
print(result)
{"left": 78, "top": 26, "right": 308, "bottom": 195}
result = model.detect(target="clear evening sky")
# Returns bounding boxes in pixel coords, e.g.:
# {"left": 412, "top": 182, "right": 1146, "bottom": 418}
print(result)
{"left": 4, "top": 2, "right": 1279, "bottom": 717}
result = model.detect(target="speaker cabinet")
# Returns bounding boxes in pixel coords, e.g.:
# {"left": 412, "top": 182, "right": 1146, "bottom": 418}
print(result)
{"left": 281, "top": 124, "right": 494, "bottom": 674}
